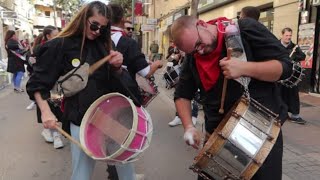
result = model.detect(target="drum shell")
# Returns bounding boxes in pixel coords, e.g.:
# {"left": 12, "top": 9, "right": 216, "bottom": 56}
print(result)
{"left": 192, "top": 97, "right": 280, "bottom": 180}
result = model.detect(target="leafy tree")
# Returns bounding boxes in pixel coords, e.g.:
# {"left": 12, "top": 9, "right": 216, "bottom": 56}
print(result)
{"left": 110, "top": 0, "right": 132, "bottom": 14}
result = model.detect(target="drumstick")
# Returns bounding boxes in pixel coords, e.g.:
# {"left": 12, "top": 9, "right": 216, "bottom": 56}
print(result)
{"left": 89, "top": 54, "right": 113, "bottom": 75}
{"left": 219, "top": 48, "right": 232, "bottom": 114}
{"left": 289, "top": 45, "right": 298, "bottom": 58}
{"left": 55, "top": 125, "right": 93, "bottom": 157}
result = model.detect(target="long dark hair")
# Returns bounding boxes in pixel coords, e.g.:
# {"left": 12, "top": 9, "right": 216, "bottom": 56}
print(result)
{"left": 43, "top": 25, "right": 57, "bottom": 41}
{"left": 4, "top": 30, "right": 16, "bottom": 47}
{"left": 58, "top": 1, "right": 112, "bottom": 56}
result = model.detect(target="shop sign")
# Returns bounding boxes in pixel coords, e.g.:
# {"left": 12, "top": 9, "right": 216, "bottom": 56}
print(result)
{"left": 141, "top": 24, "right": 155, "bottom": 32}
{"left": 147, "top": 18, "right": 157, "bottom": 25}
{"left": 1, "top": 11, "right": 17, "bottom": 19}
{"left": 166, "top": 16, "right": 173, "bottom": 26}
{"left": 298, "top": 23, "right": 315, "bottom": 69}
{"left": 313, "top": 0, "right": 320, "bottom": 6}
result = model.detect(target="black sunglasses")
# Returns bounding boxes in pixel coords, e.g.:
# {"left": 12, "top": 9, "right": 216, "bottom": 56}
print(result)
{"left": 126, "top": 27, "right": 134, "bottom": 31}
{"left": 88, "top": 20, "right": 108, "bottom": 34}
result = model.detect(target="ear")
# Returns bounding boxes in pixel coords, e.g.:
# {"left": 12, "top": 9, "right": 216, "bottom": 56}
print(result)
{"left": 196, "top": 20, "right": 207, "bottom": 28}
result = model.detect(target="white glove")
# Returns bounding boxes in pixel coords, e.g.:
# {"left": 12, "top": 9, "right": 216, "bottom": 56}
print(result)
{"left": 183, "top": 126, "right": 200, "bottom": 149}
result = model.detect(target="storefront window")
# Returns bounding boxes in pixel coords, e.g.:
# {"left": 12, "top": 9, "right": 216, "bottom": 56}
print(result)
{"left": 259, "top": 8, "right": 274, "bottom": 32}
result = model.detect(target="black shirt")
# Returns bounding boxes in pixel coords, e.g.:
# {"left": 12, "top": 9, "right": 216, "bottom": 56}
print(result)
{"left": 115, "top": 36, "right": 149, "bottom": 79}
{"left": 174, "top": 18, "right": 292, "bottom": 134}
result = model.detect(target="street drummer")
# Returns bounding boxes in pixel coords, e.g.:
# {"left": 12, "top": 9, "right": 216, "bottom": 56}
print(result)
{"left": 26, "top": 2, "right": 126, "bottom": 180}
{"left": 171, "top": 15, "right": 292, "bottom": 180}
{"left": 279, "top": 27, "right": 306, "bottom": 125}
{"left": 109, "top": 3, "right": 162, "bottom": 80}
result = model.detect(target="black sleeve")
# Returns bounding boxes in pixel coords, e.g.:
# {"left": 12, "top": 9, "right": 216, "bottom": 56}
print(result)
{"left": 121, "top": 37, "right": 149, "bottom": 74}
{"left": 26, "top": 38, "right": 64, "bottom": 100}
{"left": 239, "top": 18, "right": 292, "bottom": 80}
{"left": 174, "top": 55, "right": 198, "bottom": 101}
{"left": 6, "top": 39, "right": 20, "bottom": 50}
{"left": 291, "top": 46, "right": 306, "bottom": 62}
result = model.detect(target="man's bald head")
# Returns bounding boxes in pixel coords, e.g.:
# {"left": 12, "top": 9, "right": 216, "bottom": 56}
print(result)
{"left": 171, "top": 16, "right": 197, "bottom": 47}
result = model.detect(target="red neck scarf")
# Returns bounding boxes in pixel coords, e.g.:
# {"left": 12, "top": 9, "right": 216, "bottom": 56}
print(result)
{"left": 194, "top": 17, "right": 229, "bottom": 91}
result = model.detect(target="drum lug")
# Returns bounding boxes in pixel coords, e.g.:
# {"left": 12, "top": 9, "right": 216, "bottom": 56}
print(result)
{"left": 274, "top": 120, "right": 281, "bottom": 127}
{"left": 252, "top": 158, "right": 262, "bottom": 166}
{"left": 189, "top": 165, "right": 212, "bottom": 180}
{"left": 218, "top": 132, "right": 227, "bottom": 140}
{"left": 232, "top": 111, "right": 241, "bottom": 119}
{"left": 204, "top": 151, "right": 213, "bottom": 158}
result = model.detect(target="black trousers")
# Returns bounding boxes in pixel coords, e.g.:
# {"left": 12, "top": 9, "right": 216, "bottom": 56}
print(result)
{"left": 198, "top": 131, "right": 283, "bottom": 180}
{"left": 280, "top": 85, "right": 300, "bottom": 115}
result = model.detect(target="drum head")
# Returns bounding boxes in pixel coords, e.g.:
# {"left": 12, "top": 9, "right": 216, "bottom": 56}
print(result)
{"left": 80, "top": 93, "right": 137, "bottom": 161}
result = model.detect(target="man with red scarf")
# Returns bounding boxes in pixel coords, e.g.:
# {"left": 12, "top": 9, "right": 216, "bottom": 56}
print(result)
{"left": 171, "top": 15, "right": 292, "bottom": 180}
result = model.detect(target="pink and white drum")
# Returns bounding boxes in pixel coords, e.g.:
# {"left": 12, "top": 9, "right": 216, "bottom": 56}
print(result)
{"left": 79, "top": 93, "right": 153, "bottom": 163}
{"left": 136, "top": 74, "right": 159, "bottom": 107}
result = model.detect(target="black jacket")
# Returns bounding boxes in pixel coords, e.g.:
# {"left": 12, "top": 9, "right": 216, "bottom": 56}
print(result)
{"left": 285, "top": 42, "right": 306, "bottom": 62}
{"left": 6, "top": 39, "right": 26, "bottom": 73}
{"left": 27, "top": 36, "right": 122, "bottom": 126}
{"left": 174, "top": 18, "right": 292, "bottom": 133}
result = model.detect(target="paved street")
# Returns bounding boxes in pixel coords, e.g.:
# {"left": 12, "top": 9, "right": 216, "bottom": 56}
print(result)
{"left": 0, "top": 77, "right": 320, "bottom": 180}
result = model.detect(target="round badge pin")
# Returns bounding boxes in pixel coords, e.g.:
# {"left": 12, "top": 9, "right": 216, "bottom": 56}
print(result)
{"left": 71, "top": 58, "right": 81, "bottom": 67}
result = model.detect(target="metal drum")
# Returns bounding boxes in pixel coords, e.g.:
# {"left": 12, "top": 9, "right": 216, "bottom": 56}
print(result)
{"left": 190, "top": 97, "right": 281, "bottom": 180}
{"left": 279, "top": 61, "right": 304, "bottom": 88}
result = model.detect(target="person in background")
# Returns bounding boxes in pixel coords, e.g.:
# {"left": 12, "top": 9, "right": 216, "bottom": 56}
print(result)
{"left": 27, "top": 2, "right": 124, "bottom": 180}
{"left": 149, "top": 40, "right": 160, "bottom": 61}
{"left": 279, "top": 27, "right": 306, "bottom": 124}
{"left": 239, "top": 6, "right": 260, "bottom": 21}
{"left": 124, "top": 21, "right": 134, "bottom": 38}
{"left": 5, "top": 30, "right": 26, "bottom": 92}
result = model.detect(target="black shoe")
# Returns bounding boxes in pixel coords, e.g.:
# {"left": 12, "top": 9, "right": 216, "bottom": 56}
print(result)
{"left": 290, "top": 117, "right": 306, "bottom": 124}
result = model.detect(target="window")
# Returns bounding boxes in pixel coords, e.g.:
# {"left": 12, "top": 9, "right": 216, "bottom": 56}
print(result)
{"left": 44, "top": 11, "right": 51, "bottom": 17}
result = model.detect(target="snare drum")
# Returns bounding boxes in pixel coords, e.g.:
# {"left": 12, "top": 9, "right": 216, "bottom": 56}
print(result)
{"left": 136, "top": 74, "right": 159, "bottom": 107}
{"left": 190, "top": 97, "right": 281, "bottom": 180}
{"left": 163, "top": 65, "right": 181, "bottom": 88}
{"left": 279, "top": 61, "right": 304, "bottom": 88}
{"left": 79, "top": 93, "right": 153, "bottom": 164}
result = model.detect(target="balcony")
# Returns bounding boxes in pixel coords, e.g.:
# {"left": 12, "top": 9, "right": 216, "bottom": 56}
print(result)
{"left": 33, "top": 15, "right": 61, "bottom": 28}
{"left": 33, "top": 0, "right": 53, "bottom": 7}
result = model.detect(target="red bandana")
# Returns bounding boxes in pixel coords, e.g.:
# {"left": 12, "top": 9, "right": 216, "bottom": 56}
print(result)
{"left": 111, "top": 29, "right": 127, "bottom": 36}
{"left": 194, "top": 17, "right": 229, "bottom": 91}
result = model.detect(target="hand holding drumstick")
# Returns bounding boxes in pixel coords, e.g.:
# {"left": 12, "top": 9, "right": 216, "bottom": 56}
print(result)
{"left": 219, "top": 48, "right": 232, "bottom": 114}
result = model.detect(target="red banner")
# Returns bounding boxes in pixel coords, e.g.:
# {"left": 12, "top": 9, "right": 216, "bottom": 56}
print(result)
{"left": 134, "top": 1, "right": 143, "bottom": 16}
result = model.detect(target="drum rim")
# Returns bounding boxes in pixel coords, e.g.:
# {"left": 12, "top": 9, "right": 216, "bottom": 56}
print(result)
{"left": 79, "top": 92, "right": 139, "bottom": 161}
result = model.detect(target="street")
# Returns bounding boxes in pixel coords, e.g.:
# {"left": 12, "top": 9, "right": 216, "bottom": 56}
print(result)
{"left": 0, "top": 77, "right": 320, "bottom": 180}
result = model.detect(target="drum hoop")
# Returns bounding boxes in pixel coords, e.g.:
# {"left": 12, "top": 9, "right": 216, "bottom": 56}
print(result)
{"left": 80, "top": 92, "right": 139, "bottom": 161}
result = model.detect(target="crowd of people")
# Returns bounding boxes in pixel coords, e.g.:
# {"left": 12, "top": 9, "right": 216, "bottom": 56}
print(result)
{"left": 3, "top": 2, "right": 308, "bottom": 180}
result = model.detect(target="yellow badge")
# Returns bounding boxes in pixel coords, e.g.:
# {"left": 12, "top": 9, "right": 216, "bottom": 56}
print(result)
{"left": 71, "top": 58, "right": 81, "bottom": 67}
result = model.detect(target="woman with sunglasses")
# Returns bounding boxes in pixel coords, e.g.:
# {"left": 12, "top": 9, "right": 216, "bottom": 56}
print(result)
{"left": 26, "top": 2, "right": 125, "bottom": 180}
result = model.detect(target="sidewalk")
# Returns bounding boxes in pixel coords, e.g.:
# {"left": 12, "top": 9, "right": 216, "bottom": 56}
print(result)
{"left": 155, "top": 73, "right": 320, "bottom": 180}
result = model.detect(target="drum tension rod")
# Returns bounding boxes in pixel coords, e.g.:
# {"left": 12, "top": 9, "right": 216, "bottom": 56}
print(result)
{"left": 232, "top": 111, "right": 275, "bottom": 141}
{"left": 189, "top": 165, "right": 212, "bottom": 180}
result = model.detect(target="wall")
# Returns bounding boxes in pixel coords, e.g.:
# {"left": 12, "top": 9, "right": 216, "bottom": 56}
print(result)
{"left": 199, "top": 0, "right": 300, "bottom": 43}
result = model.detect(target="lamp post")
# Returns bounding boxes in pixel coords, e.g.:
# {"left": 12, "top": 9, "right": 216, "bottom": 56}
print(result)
{"left": 131, "top": 0, "right": 135, "bottom": 25}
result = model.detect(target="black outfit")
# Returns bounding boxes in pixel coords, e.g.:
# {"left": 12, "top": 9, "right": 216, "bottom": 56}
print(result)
{"left": 174, "top": 18, "right": 292, "bottom": 180}
{"left": 27, "top": 36, "right": 123, "bottom": 127}
{"left": 115, "top": 36, "right": 149, "bottom": 79}
{"left": 6, "top": 39, "right": 26, "bottom": 73}
{"left": 280, "top": 42, "right": 306, "bottom": 115}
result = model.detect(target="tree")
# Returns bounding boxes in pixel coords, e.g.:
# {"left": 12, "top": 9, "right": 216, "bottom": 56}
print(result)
{"left": 190, "top": 0, "right": 199, "bottom": 17}
{"left": 110, "top": 0, "right": 132, "bottom": 15}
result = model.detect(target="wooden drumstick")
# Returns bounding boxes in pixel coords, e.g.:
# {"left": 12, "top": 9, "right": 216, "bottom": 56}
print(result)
{"left": 219, "top": 48, "right": 232, "bottom": 114}
{"left": 289, "top": 45, "right": 298, "bottom": 58}
{"left": 55, "top": 125, "right": 93, "bottom": 157}
{"left": 89, "top": 54, "right": 113, "bottom": 75}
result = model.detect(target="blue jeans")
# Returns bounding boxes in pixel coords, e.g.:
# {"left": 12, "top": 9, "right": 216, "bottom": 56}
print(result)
{"left": 12, "top": 71, "right": 24, "bottom": 89}
{"left": 70, "top": 123, "right": 136, "bottom": 180}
